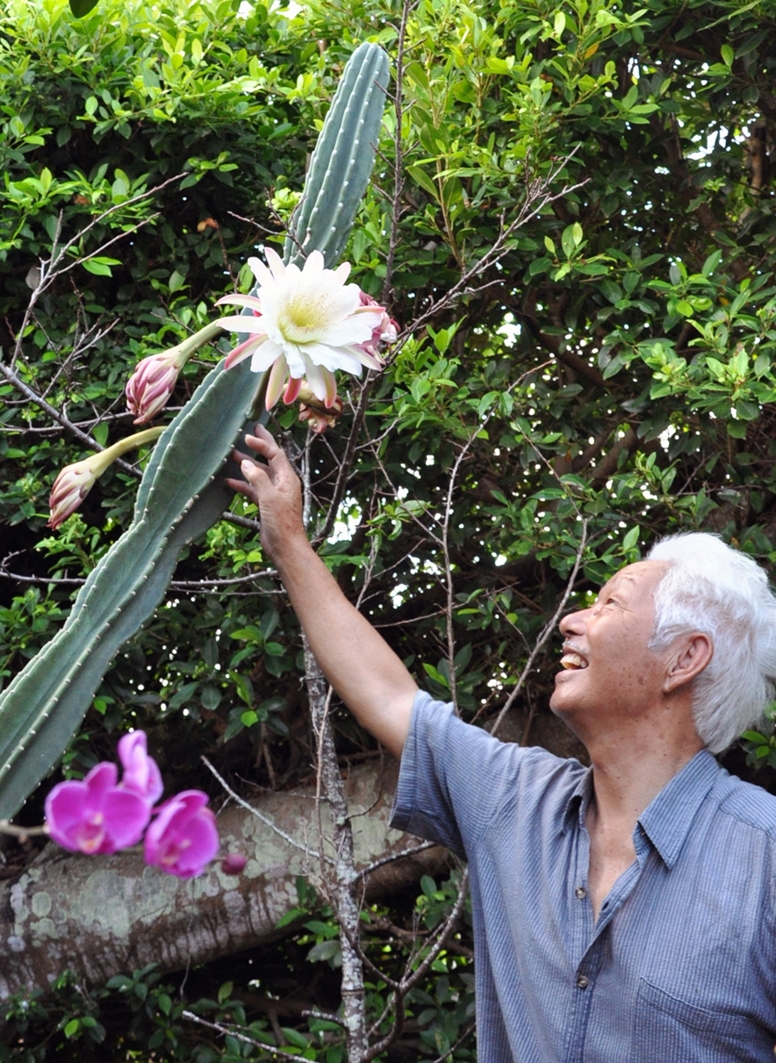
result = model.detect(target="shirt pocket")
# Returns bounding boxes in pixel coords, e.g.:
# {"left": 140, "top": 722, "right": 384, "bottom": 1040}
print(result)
{"left": 633, "top": 978, "right": 771, "bottom": 1062}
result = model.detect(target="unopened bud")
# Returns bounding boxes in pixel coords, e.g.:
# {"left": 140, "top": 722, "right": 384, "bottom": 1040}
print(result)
{"left": 220, "top": 852, "right": 247, "bottom": 875}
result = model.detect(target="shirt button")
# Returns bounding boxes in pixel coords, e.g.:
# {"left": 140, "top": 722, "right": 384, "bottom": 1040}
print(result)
{"left": 576, "top": 974, "right": 590, "bottom": 990}
{"left": 575, "top": 886, "right": 586, "bottom": 899}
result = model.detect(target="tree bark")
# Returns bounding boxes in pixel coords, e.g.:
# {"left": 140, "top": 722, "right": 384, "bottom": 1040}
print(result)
{"left": 0, "top": 762, "right": 446, "bottom": 1001}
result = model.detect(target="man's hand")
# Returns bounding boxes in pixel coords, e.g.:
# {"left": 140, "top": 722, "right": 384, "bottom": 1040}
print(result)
{"left": 227, "top": 424, "right": 305, "bottom": 566}
{"left": 228, "top": 425, "right": 417, "bottom": 757}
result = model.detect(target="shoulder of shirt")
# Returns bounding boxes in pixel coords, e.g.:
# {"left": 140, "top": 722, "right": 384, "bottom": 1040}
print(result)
{"left": 717, "top": 770, "right": 776, "bottom": 840}
{"left": 415, "top": 690, "right": 587, "bottom": 780}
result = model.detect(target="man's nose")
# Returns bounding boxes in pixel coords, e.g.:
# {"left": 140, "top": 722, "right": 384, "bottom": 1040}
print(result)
{"left": 559, "top": 608, "right": 587, "bottom": 636}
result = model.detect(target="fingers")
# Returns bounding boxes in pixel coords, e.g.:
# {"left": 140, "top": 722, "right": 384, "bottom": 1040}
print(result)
{"left": 225, "top": 476, "right": 255, "bottom": 499}
{"left": 243, "top": 423, "right": 282, "bottom": 462}
{"left": 227, "top": 424, "right": 298, "bottom": 506}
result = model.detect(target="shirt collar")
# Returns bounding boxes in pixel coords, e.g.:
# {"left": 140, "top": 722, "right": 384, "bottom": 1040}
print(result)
{"left": 637, "top": 749, "right": 721, "bottom": 869}
{"left": 561, "top": 767, "right": 594, "bottom": 833}
{"left": 560, "top": 748, "right": 722, "bottom": 869}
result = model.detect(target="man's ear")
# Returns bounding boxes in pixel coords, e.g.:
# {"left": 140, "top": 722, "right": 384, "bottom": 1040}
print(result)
{"left": 663, "top": 632, "right": 713, "bottom": 694}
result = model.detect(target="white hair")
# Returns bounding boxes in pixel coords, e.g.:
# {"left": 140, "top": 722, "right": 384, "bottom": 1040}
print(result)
{"left": 646, "top": 532, "right": 776, "bottom": 753}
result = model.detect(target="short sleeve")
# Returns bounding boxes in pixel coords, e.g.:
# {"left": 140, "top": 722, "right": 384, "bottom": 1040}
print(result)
{"left": 390, "top": 691, "right": 536, "bottom": 859}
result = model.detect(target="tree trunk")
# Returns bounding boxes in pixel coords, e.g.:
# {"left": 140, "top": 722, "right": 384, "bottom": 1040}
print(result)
{"left": 0, "top": 761, "right": 446, "bottom": 1001}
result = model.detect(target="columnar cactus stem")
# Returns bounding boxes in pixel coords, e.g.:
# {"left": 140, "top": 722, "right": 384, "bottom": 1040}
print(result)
{"left": 0, "top": 43, "right": 390, "bottom": 821}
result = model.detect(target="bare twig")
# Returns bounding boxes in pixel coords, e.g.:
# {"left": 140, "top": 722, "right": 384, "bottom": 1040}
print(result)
{"left": 489, "top": 519, "right": 588, "bottom": 738}
{"left": 356, "top": 840, "right": 436, "bottom": 880}
{"left": 0, "top": 362, "right": 140, "bottom": 475}
{"left": 201, "top": 756, "right": 328, "bottom": 862}
{"left": 182, "top": 1011, "right": 314, "bottom": 1063}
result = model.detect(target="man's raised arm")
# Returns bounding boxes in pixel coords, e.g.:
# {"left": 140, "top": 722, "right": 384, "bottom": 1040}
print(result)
{"left": 228, "top": 425, "right": 418, "bottom": 758}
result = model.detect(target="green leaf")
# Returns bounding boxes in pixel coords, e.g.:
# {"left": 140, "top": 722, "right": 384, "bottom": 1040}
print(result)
{"left": 69, "top": 0, "right": 100, "bottom": 17}
{"left": 622, "top": 526, "right": 640, "bottom": 551}
{"left": 82, "top": 256, "right": 121, "bottom": 277}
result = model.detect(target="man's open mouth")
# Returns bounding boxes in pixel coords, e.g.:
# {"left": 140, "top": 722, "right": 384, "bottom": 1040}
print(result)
{"left": 560, "top": 652, "right": 588, "bottom": 670}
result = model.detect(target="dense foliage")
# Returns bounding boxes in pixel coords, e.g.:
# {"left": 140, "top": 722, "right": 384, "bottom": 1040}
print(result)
{"left": 3, "top": 0, "right": 776, "bottom": 1057}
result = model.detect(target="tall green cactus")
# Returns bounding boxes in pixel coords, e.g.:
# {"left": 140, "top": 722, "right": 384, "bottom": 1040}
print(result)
{"left": 0, "top": 42, "right": 389, "bottom": 821}
{"left": 284, "top": 43, "right": 389, "bottom": 269}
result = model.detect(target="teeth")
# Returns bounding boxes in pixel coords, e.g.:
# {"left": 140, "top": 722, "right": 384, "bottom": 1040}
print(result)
{"left": 561, "top": 653, "right": 588, "bottom": 670}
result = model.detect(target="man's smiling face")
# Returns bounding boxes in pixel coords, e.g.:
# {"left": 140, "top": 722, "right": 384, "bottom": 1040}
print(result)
{"left": 550, "top": 560, "right": 671, "bottom": 733}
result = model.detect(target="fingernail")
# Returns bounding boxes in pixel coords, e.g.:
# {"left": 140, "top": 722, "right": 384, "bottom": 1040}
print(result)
{"left": 241, "top": 460, "right": 253, "bottom": 474}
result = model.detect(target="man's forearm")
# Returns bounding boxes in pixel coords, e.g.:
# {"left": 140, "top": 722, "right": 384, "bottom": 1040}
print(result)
{"left": 273, "top": 535, "right": 417, "bottom": 758}
{"left": 229, "top": 426, "right": 416, "bottom": 758}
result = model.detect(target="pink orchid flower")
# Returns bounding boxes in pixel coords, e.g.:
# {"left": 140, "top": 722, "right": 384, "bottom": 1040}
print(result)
{"left": 118, "top": 731, "right": 164, "bottom": 805}
{"left": 45, "top": 762, "right": 152, "bottom": 855}
{"left": 144, "top": 790, "right": 219, "bottom": 879}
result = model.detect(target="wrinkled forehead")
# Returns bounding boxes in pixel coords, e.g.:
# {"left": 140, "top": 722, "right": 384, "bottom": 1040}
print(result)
{"left": 598, "top": 560, "right": 671, "bottom": 601}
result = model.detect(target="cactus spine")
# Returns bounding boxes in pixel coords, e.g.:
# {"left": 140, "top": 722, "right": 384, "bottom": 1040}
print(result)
{"left": 0, "top": 43, "right": 389, "bottom": 821}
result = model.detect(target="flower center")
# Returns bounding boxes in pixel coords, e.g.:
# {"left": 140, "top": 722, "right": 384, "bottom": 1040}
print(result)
{"left": 161, "top": 837, "right": 191, "bottom": 867}
{"left": 277, "top": 289, "right": 334, "bottom": 343}
{"left": 77, "top": 812, "right": 105, "bottom": 854}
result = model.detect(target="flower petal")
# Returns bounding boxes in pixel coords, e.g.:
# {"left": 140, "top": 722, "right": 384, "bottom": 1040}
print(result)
{"left": 265, "top": 356, "right": 290, "bottom": 409}
{"left": 249, "top": 339, "right": 283, "bottom": 373}
{"left": 282, "top": 375, "right": 302, "bottom": 404}
{"left": 215, "top": 315, "right": 269, "bottom": 335}
{"left": 263, "top": 246, "right": 287, "bottom": 281}
{"left": 224, "top": 336, "right": 263, "bottom": 370}
{"left": 214, "top": 293, "right": 263, "bottom": 313}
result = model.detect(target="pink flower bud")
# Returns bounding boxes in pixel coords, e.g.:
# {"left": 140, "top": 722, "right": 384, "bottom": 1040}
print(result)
{"left": 45, "top": 762, "right": 152, "bottom": 855}
{"left": 47, "top": 428, "right": 164, "bottom": 530}
{"left": 221, "top": 852, "right": 247, "bottom": 875}
{"left": 118, "top": 731, "right": 164, "bottom": 806}
{"left": 47, "top": 459, "right": 97, "bottom": 529}
{"left": 125, "top": 350, "right": 183, "bottom": 424}
{"left": 144, "top": 790, "right": 219, "bottom": 879}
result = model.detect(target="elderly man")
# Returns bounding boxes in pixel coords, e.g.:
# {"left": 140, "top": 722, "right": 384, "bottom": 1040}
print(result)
{"left": 232, "top": 425, "right": 776, "bottom": 1063}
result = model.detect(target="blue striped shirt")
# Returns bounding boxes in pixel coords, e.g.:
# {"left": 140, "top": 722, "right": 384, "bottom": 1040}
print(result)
{"left": 391, "top": 692, "right": 776, "bottom": 1062}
